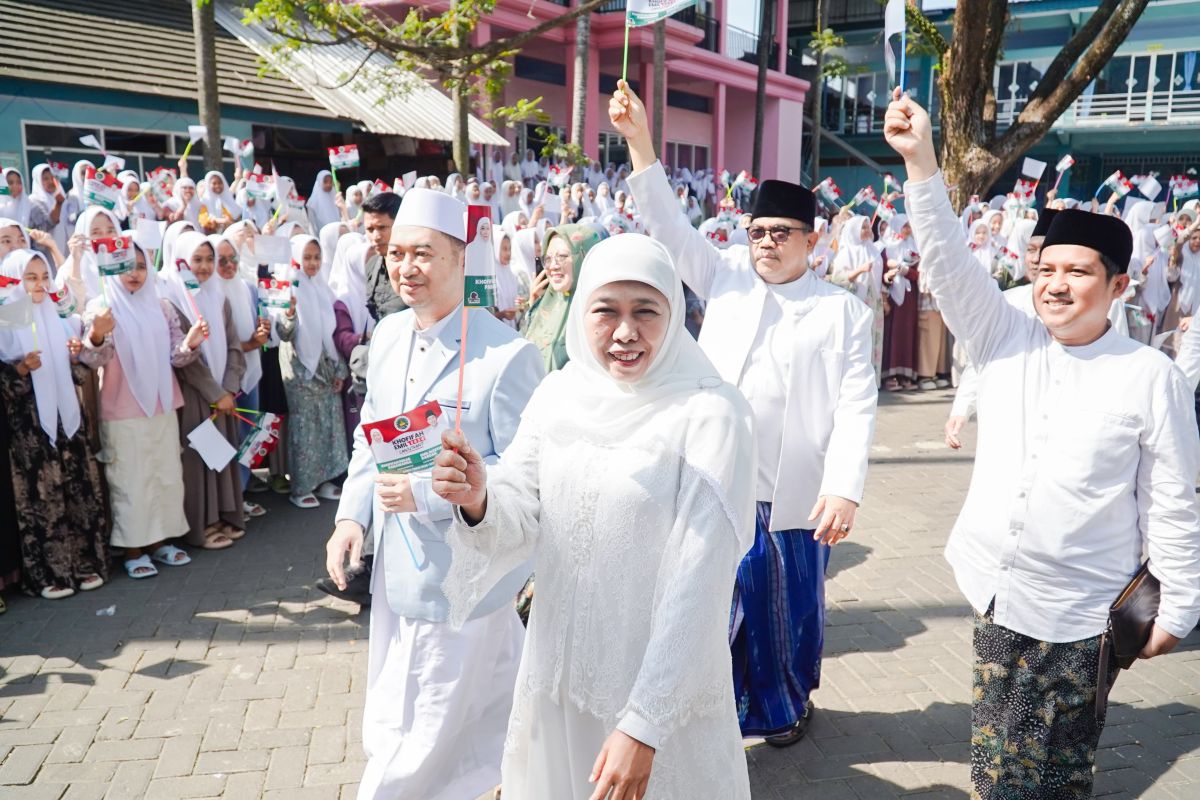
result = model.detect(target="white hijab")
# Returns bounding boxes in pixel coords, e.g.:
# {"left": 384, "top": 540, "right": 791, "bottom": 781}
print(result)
{"left": 492, "top": 229, "right": 519, "bottom": 321}
{"left": 29, "top": 164, "right": 67, "bottom": 246}
{"left": 968, "top": 219, "right": 996, "bottom": 272}
{"left": 1179, "top": 234, "right": 1200, "bottom": 316}
{"left": 318, "top": 221, "right": 345, "bottom": 278}
{"left": 199, "top": 171, "right": 240, "bottom": 223}
{"left": 0, "top": 169, "right": 32, "bottom": 227}
{"left": 237, "top": 188, "right": 271, "bottom": 230}
{"left": 162, "top": 231, "right": 228, "bottom": 384}
{"left": 510, "top": 227, "right": 539, "bottom": 282}
{"left": 68, "top": 160, "right": 93, "bottom": 207}
{"left": 1006, "top": 218, "right": 1038, "bottom": 282}
{"left": 211, "top": 225, "right": 262, "bottom": 393}
{"left": 832, "top": 214, "right": 881, "bottom": 301}
{"left": 73, "top": 206, "right": 123, "bottom": 300}
{"left": 88, "top": 241, "right": 174, "bottom": 417}
{"left": 525, "top": 232, "right": 755, "bottom": 551}
{"left": 328, "top": 232, "right": 371, "bottom": 336}
{"left": 288, "top": 235, "right": 338, "bottom": 378}
{"left": 160, "top": 220, "right": 197, "bottom": 278}
{"left": 306, "top": 170, "right": 340, "bottom": 230}
{"left": 1131, "top": 224, "right": 1171, "bottom": 316}
{"left": 118, "top": 171, "right": 155, "bottom": 223}
{"left": 0, "top": 250, "right": 81, "bottom": 443}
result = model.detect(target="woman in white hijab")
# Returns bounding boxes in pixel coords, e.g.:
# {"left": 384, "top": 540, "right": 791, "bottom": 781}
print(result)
{"left": 0, "top": 249, "right": 108, "bottom": 599}
{"left": 118, "top": 171, "right": 158, "bottom": 225}
{"left": 491, "top": 226, "right": 523, "bottom": 329}
{"left": 831, "top": 214, "right": 886, "bottom": 385}
{"left": 967, "top": 217, "right": 997, "bottom": 274}
{"left": 1004, "top": 217, "right": 1038, "bottom": 284}
{"left": 28, "top": 164, "right": 71, "bottom": 254}
{"left": 318, "top": 221, "right": 347, "bottom": 279}
{"left": 306, "top": 170, "right": 343, "bottom": 231}
{"left": 164, "top": 177, "right": 201, "bottom": 226}
{"left": 1, "top": 168, "right": 33, "bottom": 227}
{"left": 237, "top": 187, "right": 271, "bottom": 230}
{"left": 328, "top": 232, "right": 370, "bottom": 453}
{"left": 198, "top": 171, "right": 240, "bottom": 233}
{"left": 61, "top": 206, "right": 123, "bottom": 302}
{"left": 65, "top": 160, "right": 93, "bottom": 225}
{"left": 273, "top": 235, "right": 348, "bottom": 509}
{"left": 594, "top": 181, "right": 615, "bottom": 216}
{"left": 436, "top": 233, "right": 755, "bottom": 800}
{"left": 162, "top": 230, "right": 247, "bottom": 550}
{"left": 83, "top": 240, "right": 208, "bottom": 577}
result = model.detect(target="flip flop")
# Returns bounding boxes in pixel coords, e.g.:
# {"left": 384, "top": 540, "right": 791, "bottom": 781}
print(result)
{"left": 40, "top": 585, "right": 75, "bottom": 600}
{"left": 150, "top": 545, "right": 191, "bottom": 567}
{"left": 124, "top": 555, "right": 159, "bottom": 579}
{"left": 79, "top": 574, "right": 105, "bottom": 591}
{"left": 243, "top": 501, "right": 266, "bottom": 518}
{"left": 201, "top": 532, "right": 234, "bottom": 550}
{"left": 315, "top": 483, "right": 342, "bottom": 501}
{"left": 289, "top": 493, "right": 320, "bottom": 509}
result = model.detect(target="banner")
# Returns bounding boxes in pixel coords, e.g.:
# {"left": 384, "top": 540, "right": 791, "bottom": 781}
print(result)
{"left": 236, "top": 412, "right": 282, "bottom": 469}
{"left": 257, "top": 277, "right": 293, "bottom": 309}
{"left": 91, "top": 235, "right": 135, "bottom": 277}
{"left": 463, "top": 205, "right": 497, "bottom": 308}
{"left": 328, "top": 145, "right": 360, "bottom": 170}
{"left": 626, "top": 0, "right": 699, "bottom": 26}
{"left": 245, "top": 173, "right": 272, "bottom": 200}
{"left": 362, "top": 401, "right": 446, "bottom": 474}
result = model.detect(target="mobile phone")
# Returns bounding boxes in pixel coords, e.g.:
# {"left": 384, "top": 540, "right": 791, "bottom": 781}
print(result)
{"left": 535, "top": 256, "right": 544, "bottom": 277}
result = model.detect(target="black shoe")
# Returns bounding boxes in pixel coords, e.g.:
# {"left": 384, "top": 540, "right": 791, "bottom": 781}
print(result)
{"left": 763, "top": 700, "right": 814, "bottom": 748}
{"left": 316, "top": 556, "right": 372, "bottom": 606}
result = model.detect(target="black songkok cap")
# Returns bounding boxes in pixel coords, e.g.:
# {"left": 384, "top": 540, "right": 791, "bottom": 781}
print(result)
{"left": 750, "top": 180, "right": 816, "bottom": 226}
{"left": 1031, "top": 207, "right": 1059, "bottom": 239}
{"left": 1041, "top": 209, "right": 1133, "bottom": 269}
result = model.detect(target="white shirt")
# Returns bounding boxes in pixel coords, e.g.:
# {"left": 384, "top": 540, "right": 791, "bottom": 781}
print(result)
{"left": 908, "top": 172, "right": 1200, "bottom": 643}
{"left": 402, "top": 307, "right": 461, "bottom": 519}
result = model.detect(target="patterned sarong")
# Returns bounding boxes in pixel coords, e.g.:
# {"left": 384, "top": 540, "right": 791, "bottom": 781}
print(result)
{"left": 971, "top": 609, "right": 1119, "bottom": 799}
{"left": 730, "top": 501, "right": 829, "bottom": 737}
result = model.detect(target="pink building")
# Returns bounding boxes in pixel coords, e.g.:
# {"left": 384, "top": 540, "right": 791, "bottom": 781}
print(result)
{"left": 382, "top": 1, "right": 809, "bottom": 181}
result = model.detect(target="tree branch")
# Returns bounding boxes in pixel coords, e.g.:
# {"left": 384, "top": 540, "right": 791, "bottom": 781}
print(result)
{"left": 1022, "top": 0, "right": 1122, "bottom": 109}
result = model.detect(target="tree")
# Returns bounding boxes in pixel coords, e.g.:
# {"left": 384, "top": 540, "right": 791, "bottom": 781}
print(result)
{"left": 191, "top": 0, "right": 223, "bottom": 173}
{"left": 244, "top": 0, "right": 609, "bottom": 176}
{"left": 907, "top": 0, "right": 1151, "bottom": 210}
{"left": 751, "top": 0, "right": 776, "bottom": 177}
{"left": 569, "top": 11, "right": 591, "bottom": 179}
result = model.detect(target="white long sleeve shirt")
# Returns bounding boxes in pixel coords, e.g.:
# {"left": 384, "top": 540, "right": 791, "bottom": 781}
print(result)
{"left": 907, "top": 172, "right": 1200, "bottom": 643}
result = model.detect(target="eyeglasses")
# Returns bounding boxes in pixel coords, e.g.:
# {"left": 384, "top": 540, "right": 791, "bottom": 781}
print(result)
{"left": 748, "top": 226, "right": 810, "bottom": 244}
{"left": 544, "top": 253, "right": 573, "bottom": 267}
{"left": 219, "top": 255, "right": 239, "bottom": 266}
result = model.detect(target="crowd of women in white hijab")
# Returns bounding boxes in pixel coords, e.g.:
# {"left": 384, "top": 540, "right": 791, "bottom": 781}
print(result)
{"left": 2, "top": 150, "right": 1196, "bottom": 611}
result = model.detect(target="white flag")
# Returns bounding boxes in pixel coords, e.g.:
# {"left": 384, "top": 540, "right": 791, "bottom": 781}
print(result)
{"left": 883, "top": 0, "right": 906, "bottom": 85}
{"left": 188, "top": 125, "right": 208, "bottom": 143}
{"left": 1139, "top": 175, "right": 1163, "bottom": 201}
{"left": 626, "top": 0, "right": 699, "bottom": 26}
{"left": 0, "top": 294, "right": 33, "bottom": 330}
{"left": 223, "top": 136, "right": 240, "bottom": 153}
{"left": 79, "top": 134, "right": 102, "bottom": 151}
{"left": 1021, "top": 158, "right": 1047, "bottom": 182}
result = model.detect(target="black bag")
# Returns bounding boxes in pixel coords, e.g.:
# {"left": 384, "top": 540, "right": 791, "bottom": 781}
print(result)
{"left": 1096, "top": 561, "right": 1160, "bottom": 716}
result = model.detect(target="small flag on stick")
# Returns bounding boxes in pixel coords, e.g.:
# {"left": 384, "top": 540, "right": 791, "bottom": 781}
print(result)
{"left": 623, "top": 1, "right": 699, "bottom": 79}
{"left": 884, "top": 0, "right": 907, "bottom": 91}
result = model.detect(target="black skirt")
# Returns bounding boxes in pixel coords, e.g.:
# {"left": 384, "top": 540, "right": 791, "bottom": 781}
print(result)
{"left": 258, "top": 346, "right": 289, "bottom": 415}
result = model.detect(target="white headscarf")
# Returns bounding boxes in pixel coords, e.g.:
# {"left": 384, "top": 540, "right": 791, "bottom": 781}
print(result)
{"left": 328, "top": 233, "right": 371, "bottom": 336}
{"left": 169, "top": 178, "right": 200, "bottom": 225}
{"left": 0, "top": 250, "right": 81, "bottom": 443}
{"left": 492, "top": 228, "right": 519, "bottom": 323}
{"left": 199, "top": 171, "right": 240, "bottom": 223}
{"left": 524, "top": 232, "right": 755, "bottom": 550}
{"left": 1179, "top": 231, "right": 1200, "bottom": 316}
{"left": 288, "top": 235, "right": 338, "bottom": 379}
{"left": 1131, "top": 224, "right": 1170, "bottom": 316}
{"left": 160, "top": 220, "right": 197, "bottom": 280}
{"left": 237, "top": 188, "right": 271, "bottom": 230}
{"left": 318, "top": 221, "right": 345, "bottom": 278}
{"left": 68, "top": 160, "right": 93, "bottom": 207}
{"left": 444, "top": 173, "right": 465, "bottom": 201}
{"left": 162, "top": 231, "right": 228, "bottom": 384}
{"left": 210, "top": 226, "right": 261, "bottom": 393}
{"left": 29, "top": 164, "right": 69, "bottom": 251}
{"left": 0, "top": 168, "right": 32, "bottom": 227}
{"left": 87, "top": 241, "right": 174, "bottom": 417}
{"left": 510, "top": 227, "right": 539, "bottom": 282}
{"left": 1006, "top": 218, "right": 1037, "bottom": 282}
{"left": 306, "top": 170, "right": 340, "bottom": 230}
{"left": 968, "top": 218, "right": 996, "bottom": 272}
{"left": 832, "top": 214, "right": 882, "bottom": 301}
{"left": 73, "top": 206, "right": 123, "bottom": 299}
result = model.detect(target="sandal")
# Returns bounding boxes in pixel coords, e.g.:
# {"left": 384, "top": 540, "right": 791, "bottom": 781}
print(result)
{"left": 150, "top": 545, "right": 191, "bottom": 567}
{"left": 79, "top": 574, "right": 105, "bottom": 591}
{"left": 124, "top": 555, "right": 159, "bottom": 580}
{"left": 220, "top": 524, "right": 246, "bottom": 540}
{"left": 243, "top": 501, "right": 266, "bottom": 518}
{"left": 246, "top": 476, "right": 270, "bottom": 494}
{"left": 270, "top": 475, "right": 291, "bottom": 495}
{"left": 41, "top": 585, "right": 75, "bottom": 600}
{"left": 201, "top": 531, "right": 234, "bottom": 550}
{"left": 315, "top": 482, "right": 342, "bottom": 501}
{"left": 883, "top": 377, "right": 902, "bottom": 392}
{"left": 289, "top": 493, "right": 320, "bottom": 509}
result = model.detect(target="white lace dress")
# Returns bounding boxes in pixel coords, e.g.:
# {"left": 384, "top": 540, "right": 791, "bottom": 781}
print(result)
{"left": 444, "top": 410, "right": 752, "bottom": 799}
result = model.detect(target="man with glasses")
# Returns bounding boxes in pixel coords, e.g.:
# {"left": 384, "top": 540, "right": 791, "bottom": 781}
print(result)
{"left": 610, "top": 81, "right": 878, "bottom": 746}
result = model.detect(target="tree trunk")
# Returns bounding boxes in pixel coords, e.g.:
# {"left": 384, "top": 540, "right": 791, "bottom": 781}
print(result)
{"left": 191, "top": 0, "right": 222, "bottom": 174}
{"left": 809, "top": 0, "right": 824, "bottom": 183}
{"left": 652, "top": 20, "right": 666, "bottom": 157}
{"left": 452, "top": 83, "right": 471, "bottom": 176}
{"left": 570, "top": 12, "right": 591, "bottom": 181}
{"left": 752, "top": 0, "right": 775, "bottom": 177}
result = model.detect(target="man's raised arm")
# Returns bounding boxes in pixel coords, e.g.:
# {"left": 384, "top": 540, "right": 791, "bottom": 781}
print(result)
{"left": 609, "top": 80, "right": 723, "bottom": 299}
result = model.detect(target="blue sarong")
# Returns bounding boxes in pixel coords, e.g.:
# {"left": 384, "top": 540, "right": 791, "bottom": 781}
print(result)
{"left": 731, "top": 501, "right": 829, "bottom": 737}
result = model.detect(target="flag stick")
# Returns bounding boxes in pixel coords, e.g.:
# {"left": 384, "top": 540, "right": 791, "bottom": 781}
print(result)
{"left": 455, "top": 309, "right": 469, "bottom": 434}
{"left": 31, "top": 319, "right": 38, "bottom": 351}
{"left": 622, "top": 22, "right": 631, "bottom": 82}
{"left": 100, "top": 274, "right": 109, "bottom": 308}
{"left": 330, "top": 165, "right": 340, "bottom": 194}
{"left": 899, "top": 31, "right": 907, "bottom": 92}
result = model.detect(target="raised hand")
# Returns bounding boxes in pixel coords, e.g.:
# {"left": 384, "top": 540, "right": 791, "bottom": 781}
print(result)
{"left": 432, "top": 430, "right": 488, "bottom": 523}
{"left": 609, "top": 80, "right": 656, "bottom": 173}
{"left": 883, "top": 88, "right": 937, "bottom": 181}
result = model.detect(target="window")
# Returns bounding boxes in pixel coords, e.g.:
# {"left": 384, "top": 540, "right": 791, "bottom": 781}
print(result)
{"left": 821, "top": 70, "right": 916, "bottom": 135}
{"left": 994, "top": 59, "right": 1052, "bottom": 123}
{"left": 515, "top": 56, "right": 567, "bottom": 86}
{"left": 664, "top": 142, "right": 708, "bottom": 173}
{"left": 600, "top": 132, "right": 628, "bottom": 168}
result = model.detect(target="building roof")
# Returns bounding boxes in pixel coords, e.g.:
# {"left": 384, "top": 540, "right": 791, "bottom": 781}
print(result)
{"left": 1, "top": 0, "right": 510, "bottom": 145}
{"left": 213, "top": 2, "right": 508, "bottom": 146}
{"left": 0, "top": 0, "right": 335, "bottom": 119}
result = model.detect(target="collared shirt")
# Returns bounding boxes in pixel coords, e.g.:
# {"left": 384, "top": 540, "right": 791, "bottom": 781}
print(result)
{"left": 402, "top": 305, "right": 462, "bottom": 521}
{"left": 907, "top": 172, "right": 1200, "bottom": 643}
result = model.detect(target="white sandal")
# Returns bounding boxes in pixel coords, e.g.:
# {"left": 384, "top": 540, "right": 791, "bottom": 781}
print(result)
{"left": 150, "top": 545, "right": 192, "bottom": 567}
{"left": 124, "top": 555, "right": 159, "bottom": 579}
{"left": 79, "top": 574, "right": 105, "bottom": 591}
{"left": 315, "top": 482, "right": 342, "bottom": 501}
{"left": 41, "top": 585, "right": 75, "bottom": 600}
{"left": 289, "top": 493, "right": 320, "bottom": 509}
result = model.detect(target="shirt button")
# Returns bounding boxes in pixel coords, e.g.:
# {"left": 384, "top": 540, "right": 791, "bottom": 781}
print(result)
{"left": 408, "top": 377, "right": 414, "bottom": 383}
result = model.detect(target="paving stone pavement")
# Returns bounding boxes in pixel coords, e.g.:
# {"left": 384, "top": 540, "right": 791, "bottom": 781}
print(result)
{"left": 2, "top": 390, "right": 1199, "bottom": 799}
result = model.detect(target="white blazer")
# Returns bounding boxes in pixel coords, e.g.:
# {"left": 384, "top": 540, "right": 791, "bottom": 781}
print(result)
{"left": 629, "top": 161, "right": 878, "bottom": 531}
{"left": 336, "top": 305, "right": 545, "bottom": 622}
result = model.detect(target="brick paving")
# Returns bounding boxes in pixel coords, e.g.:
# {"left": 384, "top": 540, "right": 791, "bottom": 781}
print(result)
{"left": 1, "top": 390, "right": 1199, "bottom": 798}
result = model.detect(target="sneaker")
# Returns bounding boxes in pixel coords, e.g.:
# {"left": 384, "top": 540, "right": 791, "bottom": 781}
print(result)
{"left": 935, "top": 378, "right": 951, "bottom": 389}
